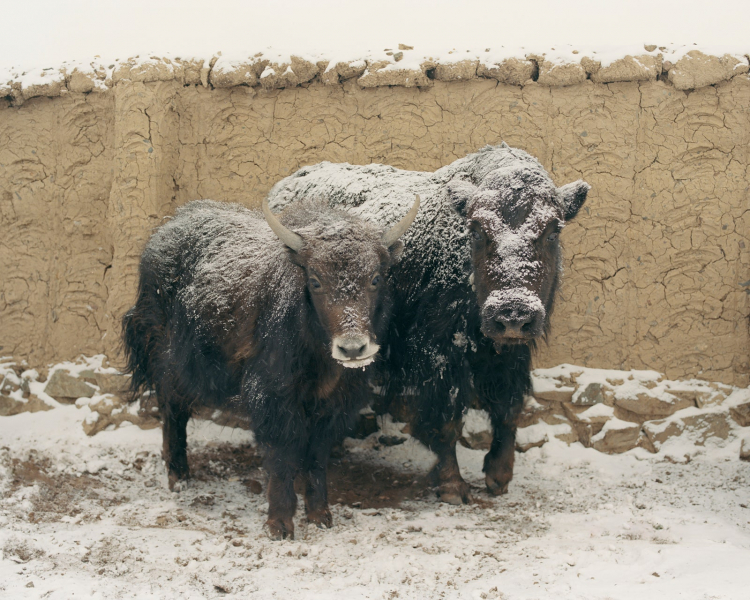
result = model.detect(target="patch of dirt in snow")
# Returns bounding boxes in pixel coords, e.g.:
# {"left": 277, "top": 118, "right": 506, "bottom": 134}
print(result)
{"left": 1, "top": 409, "right": 749, "bottom": 600}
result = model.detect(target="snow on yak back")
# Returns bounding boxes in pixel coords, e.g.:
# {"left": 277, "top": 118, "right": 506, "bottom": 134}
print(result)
{"left": 121, "top": 196, "right": 419, "bottom": 540}
{"left": 268, "top": 144, "right": 589, "bottom": 504}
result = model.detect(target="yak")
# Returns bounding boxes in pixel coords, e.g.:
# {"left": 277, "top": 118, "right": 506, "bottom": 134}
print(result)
{"left": 268, "top": 144, "right": 589, "bottom": 504}
{"left": 122, "top": 196, "right": 419, "bottom": 539}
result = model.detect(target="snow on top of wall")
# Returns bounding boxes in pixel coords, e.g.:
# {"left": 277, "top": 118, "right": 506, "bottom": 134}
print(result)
{"left": 3, "top": 0, "right": 750, "bottom": 73}
{"left": 2, "top": 42, "right": 749, "bottom": 96}
{"left": 2, "top": 0, "right": 750, "bottom": 98}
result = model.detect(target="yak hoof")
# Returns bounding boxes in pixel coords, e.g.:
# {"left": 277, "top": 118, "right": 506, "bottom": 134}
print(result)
{"left": 438, "top": 480, "right": 473, "bottom": 505}
{"left": 485, "top": 473, "right": 511, "bottom": 496}
{"left": 266, "top": 517, "right": 295, "bottom": 541}
{"left": 307, "top": 507, "right": 333, "bottom": 529}
{"left": 168, "top": 473, "right": 189, "bottom": 493}
{"left": 483, "top": 450, "right": 513, "bottom": 496}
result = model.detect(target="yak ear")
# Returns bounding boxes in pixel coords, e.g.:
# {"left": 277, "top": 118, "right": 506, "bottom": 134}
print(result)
{"left": 447, "top": 178, "right": 478, "bottom": 217}
{"left": 387, "top": 239, "right": 404, "bottom": 262}
{"left": 558, "top": 180, "right": 590, "bottom": 221}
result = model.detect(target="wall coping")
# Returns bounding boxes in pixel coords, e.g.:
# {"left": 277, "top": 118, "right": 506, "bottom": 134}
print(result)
{"left": 2, "top": 44, "right": 749, "bottom": 105}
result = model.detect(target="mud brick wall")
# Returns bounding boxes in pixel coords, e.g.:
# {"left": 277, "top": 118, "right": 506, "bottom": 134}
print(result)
{"left": 1, "top": 52, "right": 749, "bottom": 384}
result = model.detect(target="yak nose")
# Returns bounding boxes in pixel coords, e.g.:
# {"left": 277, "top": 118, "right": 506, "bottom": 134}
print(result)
{"left": 494, "top": 310, "right": 536, "bottom": 337}
{"left": 336, "top": 337, "right": 369, "bottom": 359}
{"left": 481, "top": 289, "right": 546, "bottom": 341}
{"left": 332, "top": 334, "right": 380, "bottom": 367}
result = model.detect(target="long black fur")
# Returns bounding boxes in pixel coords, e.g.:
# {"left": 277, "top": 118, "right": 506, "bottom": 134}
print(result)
{"left": 268, "top": 144, "right": 589, "bottom": 503}
{"left": 122, "top": 199, "right": 398, "bottom": 538}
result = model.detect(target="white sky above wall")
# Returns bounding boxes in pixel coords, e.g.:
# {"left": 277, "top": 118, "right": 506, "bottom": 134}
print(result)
{"left": 1, "top": 0, "right": 749, "bottom": 72}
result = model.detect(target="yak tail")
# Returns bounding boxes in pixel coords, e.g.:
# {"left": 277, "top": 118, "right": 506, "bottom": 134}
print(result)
{"left": 121, "top": 273, "right": 164, "bottom": 402}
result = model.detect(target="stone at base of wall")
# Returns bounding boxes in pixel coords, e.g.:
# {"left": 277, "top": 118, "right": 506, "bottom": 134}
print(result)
{"left": 0, "top": 394, "right": 53, "bottom": 417}
{"left": 461, "top": 364, "right": 749, "bottom": 459}
{"left": 2, "top": 358, "right": 748, "bottom": 460}
{"left": 458, "top": 396, "right": 742, "bottom": 458}
{"left": 77, "top": 394, "right": 160, "bottom": 436}
{"left": 1, "top": 367, "right": 55, "bottom": 416}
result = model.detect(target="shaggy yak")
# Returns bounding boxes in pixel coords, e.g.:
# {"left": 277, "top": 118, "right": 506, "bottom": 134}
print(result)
{"left": 122, "top": 196, "right": 419, "bottom": 539}
{"left": 268, "top": 144, "right": 590, "bottom": 504}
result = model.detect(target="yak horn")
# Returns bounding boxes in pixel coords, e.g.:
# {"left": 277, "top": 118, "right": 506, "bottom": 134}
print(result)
{"left": 382, "top": 194, "right": 420, "bottom": 248}
{"left": 262, "top": 198, "right": 304, "bottom": 252}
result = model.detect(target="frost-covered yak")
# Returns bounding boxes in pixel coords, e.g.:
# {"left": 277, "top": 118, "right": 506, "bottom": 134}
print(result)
{"left": 268, "top": 144, "right": 589, "bottom": 504}
{"left": 122, "top": 196, "right": 419, "bottom": 539}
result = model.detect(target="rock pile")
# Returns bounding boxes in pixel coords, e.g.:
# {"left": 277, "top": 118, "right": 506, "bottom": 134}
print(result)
{"left": 460, "top": 365, "right": 749, "bottom": 458}
{"left": 3, "top": 45, "right": 749, "bottom": 105}
{"left": 0, "top": 361, "right": 52, "bottom": 417}
{"left": 0, "top": 357, "right": 160, "bottom": 434}
{"left": 2, "top": 358, "right": 749, "bottom": 459}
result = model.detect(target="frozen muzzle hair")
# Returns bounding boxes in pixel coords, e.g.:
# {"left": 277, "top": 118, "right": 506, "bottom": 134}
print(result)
{"left": 331, "top": 307, "right": 380, "bottom": 368}
{"left": 480, "top": 288, "right": 546, "bottom": 341}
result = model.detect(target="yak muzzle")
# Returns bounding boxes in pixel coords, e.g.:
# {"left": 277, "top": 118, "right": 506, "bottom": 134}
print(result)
{"left": 332, "top": 334, "right": 380, "bottom": 368}
{"left": 480, "top": 288, "right": 546, "bottom": 344}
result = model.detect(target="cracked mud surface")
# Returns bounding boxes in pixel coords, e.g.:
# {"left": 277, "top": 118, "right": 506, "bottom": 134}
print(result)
{"left": 2, "top": 76, "right": 750, "bottom": 384}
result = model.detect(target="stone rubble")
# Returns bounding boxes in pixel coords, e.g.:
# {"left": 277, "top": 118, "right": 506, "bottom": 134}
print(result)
{"left": 0, "top": 357, "right": 256, "bottom": 435}
{"left": 462, "top": 365, "right": 749, "bottom": 459}
{"left": 0, "top": 375, "right": 52, "bottom": 417}
{"left": 476, "top": 57, "right": 537, "bottom": 86}
{"left": 1, "top": 358, "right": 748, "bottom": 459}
{"left": 76, "top": 394, "right": 160, "bottom": 436}
{"left": 43, "top": 370, "right": 97, "bottom": 403}
{"left": 2, "top": 45, "right": 749, "bottom": 105}
{"left": 666, "top": 51, "right": 749, "bottom": 90}
{"left": 730, "top": 402, "right": 750, "bottom": 427}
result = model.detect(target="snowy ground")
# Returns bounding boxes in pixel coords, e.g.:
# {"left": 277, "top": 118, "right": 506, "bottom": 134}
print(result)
{"left": 1, "top": 401, "right": 749, "bottom": 599}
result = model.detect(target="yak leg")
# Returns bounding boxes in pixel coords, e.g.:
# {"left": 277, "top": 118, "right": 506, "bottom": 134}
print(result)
{"left": 160, "top": 400, "right": 191, "bottom": 492}
{"left": 483, "top": 419, "right": 516, "bottom": 496}
{"left": 264, "top": 445, "right": 302, "bottom": 540}
{"left": 435, "top": 443, "right": 472, "bottom": 505}
{"left": 302, "top": 429, "right": 335, "bottom": 529}
{"left": 414, "top": 420, "right": 472, "bottom": 505}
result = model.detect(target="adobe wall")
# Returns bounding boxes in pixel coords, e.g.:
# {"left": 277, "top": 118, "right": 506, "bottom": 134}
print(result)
{"left": 1, "top": 52, "right": 749, "bottom": 385}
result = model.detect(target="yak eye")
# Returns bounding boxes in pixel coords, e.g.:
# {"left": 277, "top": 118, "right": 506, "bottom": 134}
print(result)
{"left": 470, "top": 226, "right": 484, "bottom": 242}
{"left": 543, "top": 221, "right": 562, "bottom": 243}
{"left": 309, "top": 277, "right": 322, "bottom": 290}
{"left": 371, "top": 274, "right": 381, "bottom": 287}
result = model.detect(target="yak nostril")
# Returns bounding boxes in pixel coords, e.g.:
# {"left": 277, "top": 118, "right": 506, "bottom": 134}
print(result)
{"left": 336, "top": 341, "right": 368, "bottom": 359}
{"left": 332, "top": 335, "right": 378, "bottom": 363}
{"left": 483, "top": 290, "right": 547, "bottom": 340}
{"left": 493, "top": 313, "right": 534, "bottom": 335}
{"left": 496, "top": 315, "right": 531, "bottom": 326}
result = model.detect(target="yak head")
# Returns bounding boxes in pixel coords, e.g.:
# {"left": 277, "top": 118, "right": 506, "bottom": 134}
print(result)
{"left": 448, "top": 162, "right": 589, "bottom": 350}
{"left": 263, "top": 196, "right": 419, "bottom": 368}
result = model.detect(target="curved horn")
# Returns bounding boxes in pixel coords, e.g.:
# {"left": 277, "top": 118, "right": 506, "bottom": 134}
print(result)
{"left": 262, "top": 198, "right": 304, "bottom": 252}
{"left": 382, "top": 194, "right": 420, "bottom": 248}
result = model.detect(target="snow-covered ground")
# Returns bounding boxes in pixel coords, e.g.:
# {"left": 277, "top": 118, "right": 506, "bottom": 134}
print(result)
{"left": 1, "top": 396, "right": 748, "bottom": 599}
